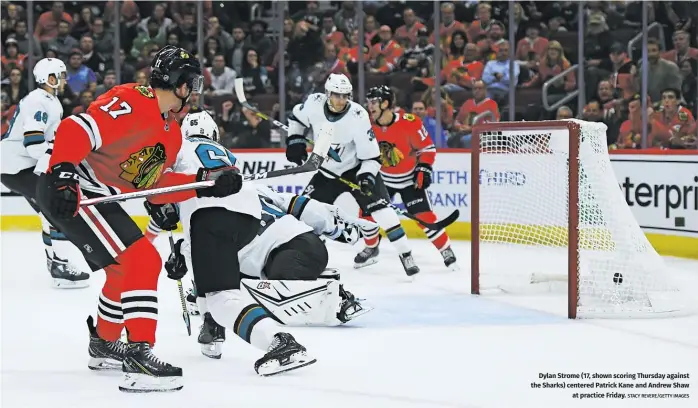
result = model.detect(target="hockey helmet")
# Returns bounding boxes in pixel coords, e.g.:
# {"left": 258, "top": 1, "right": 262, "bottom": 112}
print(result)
{"left": 182, "top": 111, "right": 219, "bottom": 142}
{"left": 366, "top": 85, "right": 394, "bottom": 108}
{"left": 150, "top": 45, "right": 204, "bottom": 111}
{"left": 33, "top": 58, "right": 66, "bottom": 90}
{"left": 325, "top": 73, "right": 353, "bottom": 98}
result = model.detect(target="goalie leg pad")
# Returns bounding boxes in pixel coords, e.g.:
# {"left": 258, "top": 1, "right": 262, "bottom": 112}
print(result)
{"left": 241, "top": 279, "right": 370, "bottom": 326}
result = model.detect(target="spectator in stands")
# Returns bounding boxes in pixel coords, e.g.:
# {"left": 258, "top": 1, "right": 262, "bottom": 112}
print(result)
{"left": 455, "top": 80, "right": 500, "bottom": 147}
{"left": 1, "top": 68, "right": 27, "bottom": 106}
{"left": 169, "top": 12, "right": 197, "bottom": 52}
{"left": 515, "top": 20, "right": 548, "bottom": 64}
{"left": 547, "top": 17, "right": 568, "bottom": 35}
{"left": 523, "top": 41, "right": 576, "bottom": 96}
{"left": 47, "top": 20, "right": 79, "bottom": 60}
{"left": 207, "top": 54, "right": 236, "bottom": 95}
{"left": 481, "top": 20, "right": 506, "bottom": 61}
{"left": 80, "top": 35, "right": 108, "bottom": 80}
{"left": 680, "top": 59, "right": 697, "bottom": 117}
{"left": 584, "top": 12, "right": 613, "bottom": 69}
{"left": 166, "top": 32, "right": 180, "bottom": 47}
{"left": 582, "top": 99, "right": 604, "bottom": 123}
{"left": 220, "top": 101, "right": 272, "bottom": 148}
{"left": 321, "top": 11, "right": 347, "bottom": 48}
{"left": 411, "top": 101, "right": 427, "bottom": 120}
{"left": 169, "top": 1, "right": 212, "bottom": 27}
{"left": 399, "top": 27, "right": 433, "bottom": 77}
{"left": 118, "top": 49, "right": 136, "bottom": 84}
{"left": 247, "top": 21, "right": 274, "bottom": 65}
{"left": 601, "top": 43, "right": 635, "bottom": 100}
{"left": 138, "top": 3, "right": 172, "bottom": 39}
{"left": 206, "top": 16, "right": 234, "bottom": 53}
{"left": 661, "top": 31, "right": 698, "bottom": 66}
{"left": 447, "top": 31, "right": 467, "bottom": 62}
{"left": 72, "top": 89, "right": 94, "bottom": 114}
{"left": 289, "top": 18, "right": 324, "bottom": 70}
{"left": 66, "top": 50, "right": 96, "bottom": 94}
{"left": 633, "top": 38, "right": 682, "bottom": 102}
{"left": 45, "top": 46, "right": 59, "bottom": 59}
{"left": 292, "top": 1, "right": 321, "bottom": 23}
{"left": 9, "top": 21, "right": 43, "bottom": 60}
{"left": 442, "top": 43, "right": 484, "bottom": 91}
{"left": 239, "top": 48, "right": 271, "bottom": 96}
{"left": 596, "top": 80, "right": 617, "bottom": 117}
{"left": 466, "top": 3, "right": 493, "bottom": 44}
{"left": 131, "top": 19, "right": 164, "bottom": 58}
{"left": 364, "top": 15, "right": 379, "bottom": 46}
{"left": 422, "top": 86, "right": 455, "bottom": 146}
{"left": 1, "top": 91, "right": 14, "bottom": 136}
{"left": 134, "top": 70, "right": 148, "bottom": 87}
{"left": 320, "top": 42, "right": 350, "bottom": 80}
{"left": 651, "top": 88, "right": 697, "bottom": 149}
{"left": 614, "top": 94, "right": 650, "bottom": 149}
{"left": 432, "top": 3, "right": 466, "bottom": 52}
{"left": 368, "top": 26, "right": 403, "bottom": 74}
{"left": 2, "top": 3, "right": 23, "bottom": 38}
{"left": 482, "top": 41, "right": 519, "bottom": 104}
{"left": 2, "top": 39, "right": 26, "bottom": 75}
{"left": 95, "top": 70, "right": 116, "bottom": 98}
{"left": 395, "top": 8, "right": 425, "bottom": 48}
{"left": 202, "top": 37, "right": 223, "bottom": 67}
{"left": 35, "top": 1, "right": 73, "bottom": 44}
{"left": 334, "top": 2, "right": 357, "bottom": 34}
{"left": 90, "top": 17, "right": 114, "bottom": 58}
{"left": 72, "top": 6, "right": 94, "bottom": 40}
{"left": 556, "top": 106, "right": 574, "bottom": 120}
{"left": 228, "top": 24, "right": 247, "bottom": 74}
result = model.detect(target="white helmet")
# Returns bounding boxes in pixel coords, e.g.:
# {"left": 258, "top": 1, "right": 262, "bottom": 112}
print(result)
{"left": 182, "top": 111, "right": 219, "bottom": 142}
{"left": 325, "top": 73, "right": 352, "bottom": 98}
{"left": 34, "top": 58, "right": 66, "bottom": 90}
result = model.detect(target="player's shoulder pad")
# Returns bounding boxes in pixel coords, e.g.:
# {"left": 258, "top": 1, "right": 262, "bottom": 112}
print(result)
{"left": 308, "top": 93, "right": 326, "bottom": 106}
{"left": 349, "top": 101, "right": 370, "bottom": 119}
{"left": 133, "top": 85, "right": 155, "bottom": 99}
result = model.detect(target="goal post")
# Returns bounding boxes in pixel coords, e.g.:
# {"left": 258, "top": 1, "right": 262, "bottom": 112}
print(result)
{"left": 470, "top": 119, "right": 685, "bottom": 319}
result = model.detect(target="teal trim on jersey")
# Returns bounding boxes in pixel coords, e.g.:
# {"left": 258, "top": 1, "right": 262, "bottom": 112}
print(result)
{"left": 22, "top": 133, "right": 45, "bottom": 147}
{"left": 288, "top": 195, "right": 309, "bottom": 218}
{"left": 235, "top": 306, "right": 268, "bottom": 343}
{"left": 323, "top": 102, "right": 351, "bottom": 122}
{"left": 386, "top": 225, "right": 406, "bottom": 242}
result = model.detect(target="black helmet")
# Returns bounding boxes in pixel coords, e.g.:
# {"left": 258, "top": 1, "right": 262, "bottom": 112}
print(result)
{"left": 366, "top": 85, "right": 394, "bottom": 108}
{"left": 150, "top": 45, "right": 203, "bottom": 111}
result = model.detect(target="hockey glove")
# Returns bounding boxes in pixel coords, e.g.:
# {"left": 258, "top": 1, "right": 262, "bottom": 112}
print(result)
{"left": 357, "top": 172, "right": 376, "bottom": 195}
{"left": 144, "top": 201, "right": 180, "bottom": 231}
{"left": 45, "top": 162, "right": 81, "bottom": 219}
{"left": 414, "top": 162, "right": 433, "bottom": 190}
{"left": 165, "top": 238, "right": 188, "bottom": 280}
{"left": 196, "top": 166, "right": 243, "bottom": 198}
{"left": 285, "top": 134, "right": 308, "bottom": 166}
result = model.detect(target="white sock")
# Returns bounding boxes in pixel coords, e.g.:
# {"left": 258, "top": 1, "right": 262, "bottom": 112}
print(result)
{"left": 206, "top": 290, "right": 277, "bottom": 352}
{"left": 371, "top": 208, "right": 410, "bottom": 253}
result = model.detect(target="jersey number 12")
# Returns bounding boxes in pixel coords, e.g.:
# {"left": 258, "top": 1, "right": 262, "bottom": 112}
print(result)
{"left": 99, "top": 97, "right": 133, "bottom": 119}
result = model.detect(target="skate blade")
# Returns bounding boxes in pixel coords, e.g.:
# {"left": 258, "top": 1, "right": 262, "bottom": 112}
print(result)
{"left": 446, "top": 263, "right": 460, "bottom": 271}
{"left": 88, "top": 357, "right": 122, "bottom": 371}
{"left": 257, "top": 352, "right": 316, "bottom": 377}
{"left": 53, "top": 278, "right": 90, "bottom": 289}
{"left": 342, "top": 305, "right": 374, "bottom": 323}
{"left": 353, "top": 258, "right": 378, "bottom": 269}
{"left": 119, "top": 372, "right": 183, "bottom": 393}
{"left": 200, "top": 342, "right": 222, "bottom": 359}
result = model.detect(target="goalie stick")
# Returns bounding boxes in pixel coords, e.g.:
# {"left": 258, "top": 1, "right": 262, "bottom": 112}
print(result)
{"left": 79, "top": 125, "right": 334, "bottom": 206}
{"left": 233, "top": 79, "right": 459, "bottom": 231}
{"left": 168, "top": 232, "right": 191, "bottom": 336}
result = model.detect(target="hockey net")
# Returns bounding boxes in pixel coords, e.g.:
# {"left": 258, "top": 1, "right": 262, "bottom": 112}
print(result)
{"left": 471, "top": 119, "right": 685, "bottom": 318}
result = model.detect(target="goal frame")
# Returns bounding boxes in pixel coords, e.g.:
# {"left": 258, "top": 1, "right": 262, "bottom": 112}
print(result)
{"left": 471, "top": 120, "right": 581, "bottom": 319}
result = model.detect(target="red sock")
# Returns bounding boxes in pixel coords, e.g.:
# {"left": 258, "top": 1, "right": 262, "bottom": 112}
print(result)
{"left": 96, "top": 264, "right": 125, "bottom": 341}
{"left": 119, "top": 237, "right": 162, "bottom": 345}
{"left": 360, "top": 211, "right": 379, "bottom": 248}
{"left": 417, "top": 211, "right": 451, "bottom": 251}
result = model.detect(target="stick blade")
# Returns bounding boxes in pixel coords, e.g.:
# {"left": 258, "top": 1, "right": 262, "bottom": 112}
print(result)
{"left": 431, "top": 209, "right": 460, "bottom": 230}
{"left": 234, "top": 78, "right": 246, "bottom": 103}
{"left": 183, "top": 312, "right": 191, "bottom": 336}
{"left": 311, "top": 124, "right": 334, "bottom": 158}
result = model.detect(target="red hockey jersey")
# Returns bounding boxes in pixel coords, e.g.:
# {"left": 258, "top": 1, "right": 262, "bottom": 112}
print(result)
{"left": 48, "top": 84, "right": 197, "bottom": 203}
{"left": 372, "top": 112, "right": 436, "bottom": 188}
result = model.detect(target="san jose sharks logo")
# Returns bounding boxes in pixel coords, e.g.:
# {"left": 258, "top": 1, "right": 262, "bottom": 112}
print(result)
{"left": 328, "top": 144, "right": 343, "bottom": 162}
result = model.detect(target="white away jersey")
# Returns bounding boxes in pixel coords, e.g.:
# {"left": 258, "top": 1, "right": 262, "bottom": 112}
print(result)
{"left": 1, "top": 88, "right": 63, "bottom": 175}
{"left": 237, "top": 185, "right": 338, "bottom": 278}
{"left": 171, "top": 136, "right": 262, "bottom": 236}
{"left": 288, "top": 93, "right": 381, "bottom": 177}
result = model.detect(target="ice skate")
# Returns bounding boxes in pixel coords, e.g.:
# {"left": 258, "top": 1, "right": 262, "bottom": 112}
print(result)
{"left": 120, "top": 342, "right": 183, "bottom": 393}
{"left": 49, "top": 254, "right": 89, "bottom": 288}
{"left": 87, "top": 316, "right": 127, "bottom": 371}
{"left": 337, "top": 285, "right": 372, "bottom": 323}
{"left": 399, "top": 251, "right": 420, "bottom": 277}
{"left": 254, "top": 333, "right": 316, "bottom": 376}
{"left": 441, "top": 247, "right": 459, "bottom": 271}
{"left": 185, "top": 288, "right": 199, "bottom": 316}
{"left": 198, "top": 312, "right": 225, "bottom": 359}
{"left": 354, "top": 246, "right": 380, "bottom": 269}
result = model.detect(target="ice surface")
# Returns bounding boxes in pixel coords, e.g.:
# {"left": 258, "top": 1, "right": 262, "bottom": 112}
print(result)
{"left": 1, "top": 232, "right": 697, "bottom": 408}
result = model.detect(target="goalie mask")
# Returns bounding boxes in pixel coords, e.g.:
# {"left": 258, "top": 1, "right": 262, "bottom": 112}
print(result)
{"left": 324, "top": 73, "right": 352, "bottom": 113}
{"left": 182, "top": 111, "right": 219, "bottom": 142}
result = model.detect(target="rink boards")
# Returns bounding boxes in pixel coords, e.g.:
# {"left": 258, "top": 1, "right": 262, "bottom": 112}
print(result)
{"left": 1, "top": 149, "right": 696, "bottom": 259}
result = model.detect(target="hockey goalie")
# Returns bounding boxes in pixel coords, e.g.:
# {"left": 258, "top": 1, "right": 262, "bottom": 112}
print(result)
{"left": 145, "top": 112, "right": 374, "bottom": 372}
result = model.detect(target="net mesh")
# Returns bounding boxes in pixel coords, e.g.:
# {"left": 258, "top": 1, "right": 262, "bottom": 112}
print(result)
{"left": 477, "top": 119, "right": 684, "bottom": 318}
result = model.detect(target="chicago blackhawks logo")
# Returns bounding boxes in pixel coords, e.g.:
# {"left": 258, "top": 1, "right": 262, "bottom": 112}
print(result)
{"left": 134, "top": 85, "right": 154, "bottom": 98}
{"left": 119, "top": 143, "right": 166, "bottom": 189}
{"left": 379, "top": 141, "right": 404, "bottom": 167}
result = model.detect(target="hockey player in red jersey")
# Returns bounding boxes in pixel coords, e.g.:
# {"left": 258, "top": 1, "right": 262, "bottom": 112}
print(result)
{"left": 35, "top": 45, "right": 243, "bottom": 392}
{"left": 361, "top": 86, "right": 458, "bottom": 269}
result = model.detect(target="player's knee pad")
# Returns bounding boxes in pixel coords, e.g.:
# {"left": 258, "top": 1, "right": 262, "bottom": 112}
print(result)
{"left": 117, "top": 237, "right": 162, "bottom": 288}
{"left": 241, "top": 278, "right": 344, "bottom": 326}
{"left": 266, "top": 233, "right": 328, "bottom": 280}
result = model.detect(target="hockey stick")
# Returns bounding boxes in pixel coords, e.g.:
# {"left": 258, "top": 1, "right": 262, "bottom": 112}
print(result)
{"left": 319, "top": 167, "right": 460, "bottom": 231}
{"left": 234, "top": 80, "right": 459, "bottom": 230}
{"left": 168, "top": 232, "right": 191, "bottom": 336}
{"left": 79, "top": 126, "right": 333, "bottom": 206}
